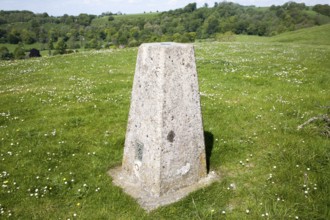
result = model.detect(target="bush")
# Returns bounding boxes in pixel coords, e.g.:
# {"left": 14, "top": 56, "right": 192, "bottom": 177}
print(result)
{"left": 85, "top": 39, "right": 101, "bottom": 49}
{"left": 215, "top": 31, "right": 236, "bottom": 42}
{"left": 66, "top": 49, "right": 78, "bottom": 54}
{"left": 52, "top": 50, "right": 60, "bottom": 56}
{"left": 14, "top": 44, "right": 26, "bottom": 59}
{"left": 55, "top": 38, "right": 67, "bottom": 54}
{"left": 128, "top": 39, "right": 140, "bottom": 47}
{"left": 0, "top": 46, "right": 13, "bottom": 60}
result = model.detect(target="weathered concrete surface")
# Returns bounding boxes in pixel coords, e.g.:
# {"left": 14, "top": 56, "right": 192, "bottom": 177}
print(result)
{"left": 109, "top": 42, "right": 219, "bottom": 211}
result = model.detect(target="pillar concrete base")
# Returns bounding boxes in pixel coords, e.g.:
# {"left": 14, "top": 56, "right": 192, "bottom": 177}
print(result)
{"left": 108, "top": 167, "right": 219, "bottom": 211}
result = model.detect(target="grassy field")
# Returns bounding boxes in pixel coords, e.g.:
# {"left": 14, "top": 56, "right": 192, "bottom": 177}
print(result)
{"left": 0, "top": 25, "right": 329, "bottom": 219}
{"left": 92, "top": 12, "right": 160, "bottom": 26}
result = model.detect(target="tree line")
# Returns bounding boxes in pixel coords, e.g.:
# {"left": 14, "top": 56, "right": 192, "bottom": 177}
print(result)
{"left": 0, "top": 1, "right": 330, "bottom": 60}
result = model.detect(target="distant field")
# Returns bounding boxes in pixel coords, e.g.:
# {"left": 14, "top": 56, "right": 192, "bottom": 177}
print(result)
{"left": 113, "top": 12, "right": 160, "bottom": 20}
{"left": 91, "top": 12, "right": 160, "bottom": 26}
{"left": 0, "top": 25, "right": 329, "bottom": 219}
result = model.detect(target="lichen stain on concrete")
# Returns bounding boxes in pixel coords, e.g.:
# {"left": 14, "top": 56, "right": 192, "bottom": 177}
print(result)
{"left": 167, "top": 130, "right": 175, "bottom": 142}
{"left": 198, "top": 153, "right": 207, "bottom": 178}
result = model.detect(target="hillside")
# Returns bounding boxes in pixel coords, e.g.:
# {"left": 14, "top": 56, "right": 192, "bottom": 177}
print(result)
{"left": 1, "top": 1, "right": 330, "bottom": 58}
{"left": 270, "top": 23, "right": 330, "bottom": 45}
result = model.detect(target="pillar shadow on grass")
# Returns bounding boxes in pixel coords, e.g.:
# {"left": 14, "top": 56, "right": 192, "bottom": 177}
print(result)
{"left": 204, "top": 131, "right": 214, "bottom": 173}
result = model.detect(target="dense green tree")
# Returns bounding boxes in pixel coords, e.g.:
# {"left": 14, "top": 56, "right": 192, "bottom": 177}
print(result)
{"left": 184, "top": 3, "right": 197, "bottom": 12}
{"left": 48, "top": 29, "right": 58, "bottom": 43}
{"left": 67, "top": 36, "right": 80, "bottom": 49}
{"left": 117, "top": 30, "right": 130, "bottom": 45}
{"left": 85, "top": 38, "right": 101, "bottom": 49}
{"left": 0, "top": 29, "right": 7, "bottom": 43}
{"left": 108, "top": 15, "right": 115, "bottom": 21}
{"left": 8, "top": 29, "right": 21, "bottom": 44}
{"left": 55, "top": 38, "right": 67, "bottom": 54}
{"left": 313, "top": 4, "right": 330, "bottom": 16}
{"left": 60, "top": 14, "right": 74, "bottom": 25}
{"left": 203, "top": 15, "right": 219, "bottom": 36}
{"left": 128, "top": 39, "right": 139, "bottom": 47}
{"left": 21, "top": 29, "right": 36, "bottom": 44}
{"left": 77, "top": 13, "right": 96, "bottom": 26}
{"left": 48, "top": 39, "right": 54, "bottom": 50}
{"left": 172, "top": 33, "right": 181, "bottom": 42}
{"left": 99, "top": 30, "right": 107, "bottom": 40}
{"left": 282, "top": 2, "right": 307, "bottom": 11}
{"left": 130, "top": 26, "right": 140, "bottom": 40}
{"left": 37, "top": 27, "right": 48, "bottom": 43}
{"left": 0, "top": 17, "right": 7, "bottom": 25}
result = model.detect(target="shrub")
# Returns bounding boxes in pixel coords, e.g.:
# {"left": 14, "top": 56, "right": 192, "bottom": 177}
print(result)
{"left": 0, "top": 46, "right": 13, "bottom": 60}
{"left": 14, "top": 44, "right": 26, "bottom": 59}
{"left": 128, "top": 39, "right": 140, "bottom": 47}
{"left": 55, "top": 38, "right": 67, "bottom": 54}
{"left": 215, "top": 31, "right": 236, "bottom": 42}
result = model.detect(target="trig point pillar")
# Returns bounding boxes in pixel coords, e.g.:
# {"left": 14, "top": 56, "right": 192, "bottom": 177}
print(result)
{"left": 109, "top": 42, "right": 217, "bottom": 211}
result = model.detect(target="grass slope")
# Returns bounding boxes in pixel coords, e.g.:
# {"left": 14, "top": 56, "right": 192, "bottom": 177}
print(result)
{"left": 0, "top": 32, "right": 329, "bottom": 219}
{"left": 270, "top": 23, "right": 330, "bottom": 45}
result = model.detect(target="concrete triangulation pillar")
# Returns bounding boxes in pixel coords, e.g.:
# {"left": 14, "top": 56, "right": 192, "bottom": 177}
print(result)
{"left": 109, "top": 42, "right": 218, "bottom": 211}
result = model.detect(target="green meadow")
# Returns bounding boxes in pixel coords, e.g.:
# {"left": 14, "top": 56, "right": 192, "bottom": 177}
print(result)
{"left": 0, "top": 25, "right": 329, "bottom": 219}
